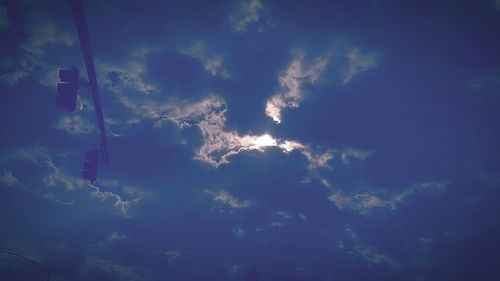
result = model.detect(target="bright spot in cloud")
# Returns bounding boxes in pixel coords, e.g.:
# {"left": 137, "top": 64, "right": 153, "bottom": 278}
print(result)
{"left": 251, "top": 133, "right": 277, "bottom": 150}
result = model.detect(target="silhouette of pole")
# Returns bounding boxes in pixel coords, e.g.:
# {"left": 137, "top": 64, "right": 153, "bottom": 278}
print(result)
{"left": 70, "top": 0, "right": 110, "bottom": 163}
{"left": 0, "top": 250, "right": 50, "bottom": 281}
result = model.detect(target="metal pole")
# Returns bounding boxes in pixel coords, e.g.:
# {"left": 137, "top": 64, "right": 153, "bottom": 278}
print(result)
{"left": 70, "top": 0, "right": 110, "bottom": 163}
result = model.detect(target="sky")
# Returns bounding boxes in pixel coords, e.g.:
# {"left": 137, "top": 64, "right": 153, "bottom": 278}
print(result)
{"left": 1, "top": 0, "right": 500, "bottom": 280}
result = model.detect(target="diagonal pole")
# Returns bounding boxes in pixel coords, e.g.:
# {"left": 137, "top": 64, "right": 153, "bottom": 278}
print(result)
{"left": 70, "top": 0, "right": 110, "bottom": 164}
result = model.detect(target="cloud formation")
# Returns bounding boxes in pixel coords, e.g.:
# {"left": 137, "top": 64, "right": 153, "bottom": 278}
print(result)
{"left": 0, "top": 10, "right": 75, "bottom": 86}
{"left": 98, "top": 58, "right": 156, "bottom": 96}
{"left": 229, "top": 0, "right": 264, "bottom": 32}
{"left": 55, "top": 115, "right": 95, "bottom": 135}
{"left": 265, "top": 52, "right": 329, "bottom": 124}
{"left": 1, "top": 169, "right": 18, "bottom": 187}
{"left": 205, "top": 189, "right": 252, "bottom": 209}
{"left": 178, "top": 41, "right": 229, "bottom": 78}
{"left": 161, "top": 96, "right": 333, "bottom": 168}
{"left": 0, "top": 147, "right": 145, "bottom": 216}
{"left": 329, "top": 181, "right": 447, "bottom": 214}
{"left": 340, "top": 227, "right": 399, "bottom": 269}
{"left": 341, "top": 48, "right": 380, "bottom": 85}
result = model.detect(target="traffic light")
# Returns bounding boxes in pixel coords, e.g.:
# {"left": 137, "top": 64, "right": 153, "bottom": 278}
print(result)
{"left": 83, "top": 149, "right": 99, "bottom": 182}
{"left": 56, "top": 67, "right": 79, "bottom": 112}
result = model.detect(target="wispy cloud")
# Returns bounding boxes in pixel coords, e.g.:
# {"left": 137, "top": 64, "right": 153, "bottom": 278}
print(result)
{"left": 0, "top": 147, "right": 146, "bottom": 216}
{"left": 165, "top": 251, "right": 182, "bottom": 265}
{"left": 0, "top": 8, "right": 76, "bottom": 86}
{"left": 328, "top": 181, "right": 448, "bottom": 214}
{"left": 55, "top": 115, "right": 95, "bottom": 135}
{"left": 89, "top": 183, "right": 145, "bottom": 217}
{"left": 108, "top": 232, "right": 127, "bottom": 241}
{"left": 229, "top": 0, "right": 264, "bottom": 32}
{"left": 204, "top": 189, "right": 252, "bottom": 209}
{"left": 178, "top": 41, "right": 229, "bottom": 78}
{"left": 341, "top": 48, "right": 380, "bottom": 85}
{"left": 265, "top": 51, "right": 329, "bottom": 124}
{"left": 160, "top": 96, "right": 333, "bottom": 168}
{"left": 1, "top": 169, "right": 18, "bottom": 187}
{"left": 97, "top": 58, "right": 156, "bottom": 95}
{"left": 340, "top": 227, "right": 400, "bottom": 269}
{"left": 256, "top": 210, "right": 308, "bottom": 232}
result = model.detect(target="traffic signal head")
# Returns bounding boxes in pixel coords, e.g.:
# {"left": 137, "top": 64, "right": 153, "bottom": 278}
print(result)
{"left": 59, "top": 67, "right": 79, "bottom": 83}
{"left": 56, "top": 67, "right": 80, "bottom": 112}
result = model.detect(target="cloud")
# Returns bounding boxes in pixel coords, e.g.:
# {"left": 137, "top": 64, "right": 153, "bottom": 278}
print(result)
{"left": 98, "top": 59, "right": 156, "bottom": 95}
{"left": 0, "top": 9, "right": 76, "bottom": 86}
{"left": 164, "top": 251, "right": 182, "bottom": 265}
{"left": 265, "top": 51, "right": 329, "bottom": 124}
{"left": 205, "top": 189, "right": 252, "bottom": 209}
{"left": 335, "top": 147, "right": 372, "bottom": 164}
{"left": 108, "top": 232, "right": 127, "bottom": 241}
{"left": 328, "top": 181, "right": 448, "bottom": 214}
{"left": 0, "top": 147, "right": 145, "bottom": 216}
{"left": 89, "top": 183, "right": 146, "bottom": 217}
{"left": 178, "top": 41, "right": 229, "bottom": 78}
{"left": 55, "top": 115, "right": 95, "bottom": 135}
{"left": 232, "top": 227, "right": 246, "bottom": 238}
{"left": 161, "top": 95, "right": 333, "bottom": 168}
{"left": 341, "top": 48, "right": 380, "bottom": 85}
{"left": 342, "top": 227, "right": 400, "bottom": 269}
{"left": 1, "top": 169, "right": 18, "bottom": 187}
{"left": 229, "top": 0, "right": 264, "bottom": 32}
{"left": 256, "top": 210, "right": 308, "bottom": 232}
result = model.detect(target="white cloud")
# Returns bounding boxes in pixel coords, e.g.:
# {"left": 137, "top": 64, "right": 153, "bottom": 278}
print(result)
{"left": 1, "top": 169, "right": 18, "bottom": 187}
{"left": 343, "top": 227, "right": 399, "bottom": 269}
{"left": 229, "top": 0, "right": 264, "bottom": 32}
{"left": 341, "top": 48, "right": 380, "bottom": 85}
{"left": 108, "top": 232, "right": 127, "bottom": 241}
{"left": 161, "top": 96, "right": 333, "bottom": 168}
{"left": 265, "top": 52, "right": 329, "bottom": 124}
{"left": 89, "top": 183, "right": 145, "bottom": 217}
{"left": 1, "top": 147, "right": 145, "bottom": 216}
{"left": 0, "top": 12, "right": 76, "bottom": 86}
{"left": 165, "top": 251, "right": 182, "bottom": 265}
{"left": 97, "top": 59, "right": 156, "bottom": 95}
{"left": 205, "top": 189, "right": 252, "bottom": 209}
{"left": 270, "top": 210, "right": 292, "bottom": 228}
{"left": 178, "top": 41, "right": 229, "bottom": 78}
{"left": 232, "top": 227, "right": 246, "bottom": 238}
{"left": 55, "top": 115, "right": 95, "bottom": 135}
{"left": 328, "top": 181, "right": 448, "bottom": 214}
{"left": 43, "top": 154, "right": 87, "bottom": 191}
{"left": 336, "top": 147, "right": 372, "bottom": 164}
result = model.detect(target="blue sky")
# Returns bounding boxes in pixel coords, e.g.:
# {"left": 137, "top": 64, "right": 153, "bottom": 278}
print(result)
{"left": 1, "top": 0, "right": 500, "bottom": 280}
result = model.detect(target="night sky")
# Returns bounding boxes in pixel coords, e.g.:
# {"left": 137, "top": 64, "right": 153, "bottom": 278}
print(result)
{"left": 1, "top": 0, "right": 500, "bottom": 280}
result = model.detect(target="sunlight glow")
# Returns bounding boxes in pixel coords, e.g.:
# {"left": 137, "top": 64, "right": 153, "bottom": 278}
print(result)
{"left": 252, "top": 133, "right": 277, "bottom": 150}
